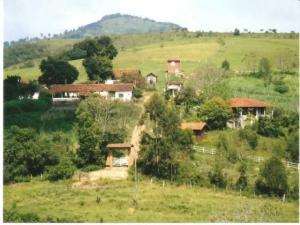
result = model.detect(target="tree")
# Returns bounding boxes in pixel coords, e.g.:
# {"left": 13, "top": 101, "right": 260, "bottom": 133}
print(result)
{"left": 174, "top": 86, "right": 200, "bottom": 113}
{"left": 198, "top": 97, "right": 231, "bottom": 130}
{"left": 4, "top": 76, "right": 39, "bottom": 101}
{"left": 139, "top": 94, "right": 194, "bottom": 180}
{"left": 83, "top": 56, "right": 113, "bottom": 82}
{"left": 221, "top": 60, "right": 230, "bottom": 71}
{"left": 4, "top": 75, "right": 22, "bottom": 101}
{"left": 286, "top": 132, "right": 299, "bottom": 163}
{"left": 255, "top": 156, "right": 288, "bottom": 197}
{"left": 75, "top": 36, "right": 118, "bottom": 59}
{"left": 75, "top": 95, "right": 138, "bottom": 167}
{"left": 4, "top": 126, "right": 59, "bottom": 183}
{"left": 38, "top": 57, "right": 79, "bottom": 86}
{"left": 233, "top": 28, "right": 240, "bottom": 36}
{"left": 257, "top": 117, "right": 281, "bottom": 137}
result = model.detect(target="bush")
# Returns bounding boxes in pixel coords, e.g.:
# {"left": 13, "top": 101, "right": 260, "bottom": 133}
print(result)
{"left": 274, "top": 83, "right": 289, "bottom": 94}
{"left": 239, "top": 127, "right": 258, "bottom": 149}
{"left": 80, "top": 164, "right": 102, "bottom": 172}
{"left": 257, "top": 117, "right": 281, "bottom": 137}
{"left": 176, "top": 161, "right": 205, "bottom": 185}
{"left": 221, "top": 60, "right": 230, "bottom": 70}
{"left": 4, "top": 126, "right": 59, "bottom": 183}
{"left": 4, "top": 203, "right": 41, "bottom": 222}
{"left": 208, "top": 164, "right": 227, "bottom": 188}
{"left": 46, "top": 158, "right": 76, "bottom": 181}
{"left": 236, "top": 163, "right": 248, "bottom": 190}
{"left": 19, "top": 60, "right": 35, "bottom": 68}
{"left": 133, "top": 88, "right": 143, "bottom": 99}
{"left": 286, "top": 131, "right": 299, "bottom": 163}
{"left": 4, "top": 99, "right": 51, "bottom": 115}
{"left": 255, "top": 157, "right": 288, "bottom": 197}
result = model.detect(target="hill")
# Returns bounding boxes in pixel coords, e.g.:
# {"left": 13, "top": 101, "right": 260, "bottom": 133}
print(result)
{"left": 60, "top": 13, "right": 184, "bottom": 39}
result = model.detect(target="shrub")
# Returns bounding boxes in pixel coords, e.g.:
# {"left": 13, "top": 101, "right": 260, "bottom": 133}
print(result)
{"left": 217, "top": 134, "right": 238, "bottom": 163}
{"left": 286, "top": 131, "right": 299, "bottom": 163}
{"left": 236, "top": 163, "right": 248, "bottom": 190}
{"left": 133, "top": 88, "right": 143, "bottom": 99}
{"left": 274, "top": 83, "right": 289, "bottom": 94}
{"left": 239, "top": 128, "right": 258, "bottom": 149}
{"left": 255, "top": 156, "right": 288, "bottom": 197}
{"left": 221, "top": 60, "right": 230, "bottom": 70}
{"left": 19, "top": 60, "right": 35, "bottom": 68}
{"left": 4, "top": 126, "right": 59, "bottom": 183}
{"left": 4, "top": 99, "right": 51, "bottom": 115}
{"left": 176, "top": 161, "right": 205, "bottom": 185}
{"left": 4, "top": 203, "right": 41, "bottom": 222}
{"left": 81, "top": 164, "right": 102, "bottom": 172}
{"left": 208, "top": 164, "right": 227, "bottom": 188}
{"left": 257, "top": 117, "right": 281, "bottom": 137}
{"left": 46, "top": 158, "right": 76, "bottom": 181}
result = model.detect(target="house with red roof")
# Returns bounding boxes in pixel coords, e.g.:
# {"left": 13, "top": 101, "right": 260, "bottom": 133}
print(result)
{"left": 227, "top": 97, "right": 270, "bottom": 128}
{"left": 49, "top": 83, "right": 134, "bottom": 102}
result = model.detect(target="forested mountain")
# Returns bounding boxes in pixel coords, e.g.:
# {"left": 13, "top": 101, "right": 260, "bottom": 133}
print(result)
{"left": 60, "top": 13, "right": 184, "bottom": 39}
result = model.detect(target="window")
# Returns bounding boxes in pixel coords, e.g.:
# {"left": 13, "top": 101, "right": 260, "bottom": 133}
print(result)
{"left": 118, "top": 93, "right": 124, "bottom": 98}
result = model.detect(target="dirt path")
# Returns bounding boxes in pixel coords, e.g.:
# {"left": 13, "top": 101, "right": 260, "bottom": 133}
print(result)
{"left": 72, "top": 93, "right": 153, "bottom": 187}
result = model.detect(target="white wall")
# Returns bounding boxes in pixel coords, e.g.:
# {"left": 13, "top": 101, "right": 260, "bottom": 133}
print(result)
{"left": 115, "top": 91, "right": 132, "bottom": 101}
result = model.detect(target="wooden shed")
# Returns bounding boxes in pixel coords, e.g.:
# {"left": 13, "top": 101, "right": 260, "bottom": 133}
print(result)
{"left": 181, "top": 121, "right": 207, "bottom": 140}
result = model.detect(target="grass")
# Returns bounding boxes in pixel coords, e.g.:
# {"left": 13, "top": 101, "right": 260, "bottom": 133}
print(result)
{"left": 4, "top": 178, "right": 298, "bottom": 222}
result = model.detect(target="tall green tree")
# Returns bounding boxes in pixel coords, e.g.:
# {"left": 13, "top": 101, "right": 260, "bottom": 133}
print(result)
{"left": 38, "top": 57, "right": 79, "bottom": 86}
{"left": 198, "top": 97, "right": 231, "bottom": 130}
{"left": 255, "top": 156, "right": 288, "bottom": 197}
{"left": 83, "top": 56, "right": 113, "bottom": 82}
{"left": 139, "top": 94, "right": 194, "bottom": 180}
{"left": 76, "top": 36, "right": 118, "bottom": 59}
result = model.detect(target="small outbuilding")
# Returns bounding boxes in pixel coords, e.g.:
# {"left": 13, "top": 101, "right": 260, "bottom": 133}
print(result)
{"left": 181, "top": 121, "right": 207, "bottom": 140}
{"left": 106, "top": 143, "right": 134, "bottom": 168}
{"left": 146, "top": 73, "right": 157, "bottom": 87}
{"left": 167, "top": 59, "right": 181, "bottom": 74}
{"left": 166, "top": 81, "right": 183, "bottom": 97}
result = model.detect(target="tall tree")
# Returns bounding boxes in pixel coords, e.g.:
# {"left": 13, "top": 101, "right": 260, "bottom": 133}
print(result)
{"left": 38, "top": 57, "right": 79, "bottom": 86}
{"left": 83, "top": 56, "right": 113, "bottom": 82}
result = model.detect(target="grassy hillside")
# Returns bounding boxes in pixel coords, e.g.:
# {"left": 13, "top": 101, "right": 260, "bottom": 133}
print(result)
{"left": 4, "top": 36, "right": 299, "bottom": 109}
{"left": 4, "top": 179, "right": 298, "bottom": 222}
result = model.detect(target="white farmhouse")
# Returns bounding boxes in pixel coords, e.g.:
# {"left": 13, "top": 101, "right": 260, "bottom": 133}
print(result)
{"left": 49, "top": 83, "right": 133, "bottom": 102}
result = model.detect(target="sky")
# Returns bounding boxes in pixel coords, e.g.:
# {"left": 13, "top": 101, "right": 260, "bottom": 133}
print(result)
{"left": 4, "top": 0, "right": 300, "bottom": 41}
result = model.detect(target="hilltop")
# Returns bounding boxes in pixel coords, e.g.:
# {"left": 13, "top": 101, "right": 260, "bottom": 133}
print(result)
{"left": 59, "top": 13, "right": 184, "bottom": 39}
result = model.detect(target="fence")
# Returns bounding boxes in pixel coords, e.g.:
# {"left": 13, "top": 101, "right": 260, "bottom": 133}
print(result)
{"left": 193, "top": 145, "right": 299, "bottom": 170}
{"left": 193, "top": 146, "right": 216, "bottom": 155}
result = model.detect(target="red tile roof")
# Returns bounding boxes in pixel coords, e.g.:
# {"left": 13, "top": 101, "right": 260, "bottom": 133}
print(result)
{"left": 181, "top": 121, "right": 207, "bottom": 131}
{"left": 229, "top": 98, "right": 268, "bottom": 108}
{"left": 49, "top": 83, "right": 134, "bottom": 94}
